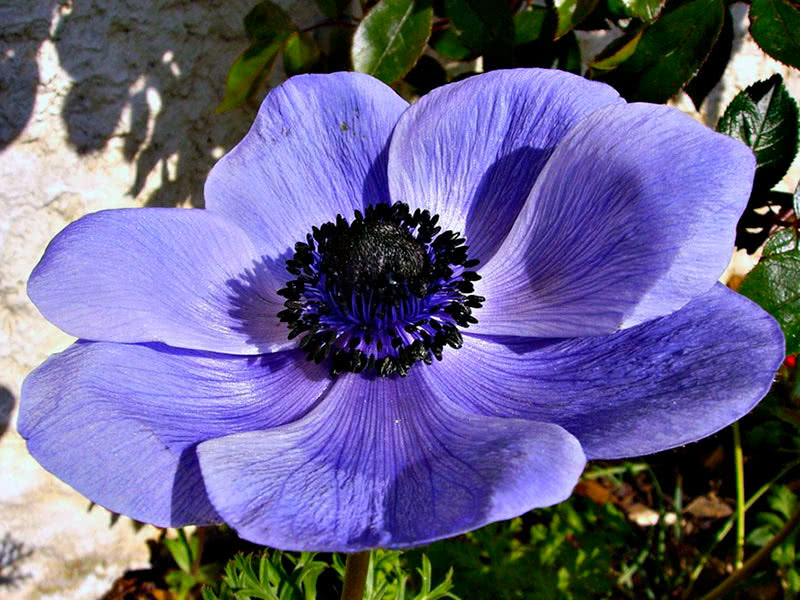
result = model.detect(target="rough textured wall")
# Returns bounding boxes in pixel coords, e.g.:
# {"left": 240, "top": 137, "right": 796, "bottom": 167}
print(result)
{"left": 0, "top": 1, "right": 798, "bottom": 598}
{"left": 0, "top": 1, "right": 320, "bottom": 598}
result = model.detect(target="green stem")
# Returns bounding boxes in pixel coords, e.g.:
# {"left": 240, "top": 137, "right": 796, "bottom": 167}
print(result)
{"left": 341, "top": 551, "right": 371, "bottom": 600}
{"left": 699, "top": 507, "right": 800, "bottom": 600}
{"left": 684, "top": 456, "right": 800, "bottom": 597}
{"left": 733, "top": 422, "right": 745, "bottom": 570}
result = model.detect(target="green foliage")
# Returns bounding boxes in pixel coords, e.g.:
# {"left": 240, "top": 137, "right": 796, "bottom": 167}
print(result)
{"left": 332, "top": 551, "right": 458, "bottom": 600}
{"left": 614, "top": 0, "right": 665, "bottom": 21}
{"left": 553, "top": 0, "right": 598, "bottom": 39}
{"left": 444, "top": 0, "right": 514, "bottom": 66}
{"left": 592, "top": 0, "right": 724, "bottom": 103}
{"left": 202, "top": 551, "right": 328, "bottom": 600}
{"left": 313, "top": 0, "right": 350, "bottom": 19}
{"left": 718, "top": 75, "right": 800, "bottom": 193}
{"left": 283, "top": 32, "right": 321, "bottom": 76}
{"left": 243, "top": 2, "right": 294, "bottom": 43}
{"left": 164, "top": 529, "right": 220, "bottom": 600}
{"left": 717, "top": 75, "right": 799, "bottom": 252}
{"left": 748, "top": 486, "right": 800, "bottom": 595}
{"left": 217, "top": 39, "right": 286, "bottom": 113}
{"left": 685, "top": 5, "right": 733, "bottom": 109}
{"left": 352, "top": 0, "right": 433, "bottom": 84}
{"left": 750, "top": 0, "right": 800, "bottom": 70}
{"left": 217, "top": 1, "right": 298, "bottom": 112}
{"left": 740, "top": 226, "right": 800, "bottom": 355}
{"left": 203, "top": 549, "right": 457, "bottom": 600}
{"left": 415, "top": 499, "right": 633, "bottom": 600}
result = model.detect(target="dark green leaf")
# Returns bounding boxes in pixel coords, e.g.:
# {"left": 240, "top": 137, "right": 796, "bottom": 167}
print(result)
{"left": 514, "top": 10, "right": 580, "bottom": 73}
{"left": 717, "top": 74, "right": 799, "bottom": 192}
{"left": 514, "top": 5, "right": 550, "bottom": 46}
{"left": 750, "top": 0, "right": 800, "bottom": 69}
{"left": 243, "top": 0, "right": 295, "bottom": 42}
{"left": 588, "top": 28, "right": 643, "bottom": 70}
{"left": 216, "top": 38, "right": 284, "bottom": 113}
{"left": 592, "top": 0, "right": 724, "bottom": 103}
{"left": 555, "top": 31, "right": 582, "bottom": 73}
{"left": 352, "top": 0, "right": 433, "bottom": 83}
{"left": 740, "top": 228, "right": 800, "bottom": 354}
{"left": 617, "top": 0, "right": 665, "bottom": 20}
{"left": 445, "top": 0, "right": 514, "bottom": 64}
{"left": 283, "top": 31, "right": 321, "bottom": 75}
{"left": 554, "top": 0, "right": 599, "bottom": 39}
{"left": 685, "top": 5, "right": 733, "bottom": 110}
{"left": 314, "top": 0, "right": 351, "bottom": 18}
{"left": 431, "top": 28, "right": 477, "bottom": 60}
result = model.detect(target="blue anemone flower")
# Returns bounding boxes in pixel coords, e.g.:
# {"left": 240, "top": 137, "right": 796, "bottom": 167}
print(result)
{"left": 20, "top": 69, "right": 784, "bottom": 551}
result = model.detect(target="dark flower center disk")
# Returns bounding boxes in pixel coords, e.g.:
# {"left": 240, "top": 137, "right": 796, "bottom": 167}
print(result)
{"left": 277, "top": 202, "right": 484, "bottom": 377}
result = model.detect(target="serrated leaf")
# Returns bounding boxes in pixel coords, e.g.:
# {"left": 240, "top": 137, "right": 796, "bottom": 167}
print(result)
{"left": 352, "top": 0, "right": 433, "bottom": 83}
{"left": 717, "top": 74, "right": 800, "bottom": 193}
{"left": 554, "top": 0, "right": 599, "bottom": 39}
{"left": 244, "top": 1, "right": 295, "bottom": 42}
{"left": 216, "top": 38, "right": 284, "bottom": 113}
{"left": 588, "top": 28, "right": 643, "bottom": 71}
{"left": 445, "top": 0, "right": 514, "bottom": 63}
{"left": 618, "top": 0, "right": 665, "bottom": 20}
{"left": 750, "top": 0, "right": 800, "bottom": 69}
{"left": 793, "top": 181, "right": 800, "bottom": 217}
{"left": 514, "top": 5, "right": 550, "bottom": 46}
{"left": 283, "top": 31, "right": 320, "bottom": 75}
{"left": 740, "top": 229, "right": 800, "bottom": 354}
{"left": 685, "top": 5, "right": 733, "bottom": 110}
{"left": 593, "top": 0, "right": 724, "bottom": 103}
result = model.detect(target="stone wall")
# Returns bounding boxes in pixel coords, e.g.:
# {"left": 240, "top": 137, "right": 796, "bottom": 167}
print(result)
{"left": 0, "top": 1, "right": 798, "bottom": 598}
{"left": 0, "top": 1, "right": 319, "bottom": 598}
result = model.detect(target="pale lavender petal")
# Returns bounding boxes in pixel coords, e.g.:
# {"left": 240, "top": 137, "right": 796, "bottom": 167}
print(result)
{"left": 387, "top": 69, "right": 622, "bottom": 262}
{"left": 197, "top": 369, "right": 585, "bottom": 551}
{"left": 205, "top": 72, "right": 408, "bottom": 259}
{"left": 473, "top": 103, "right": 756, "bottom": 337}
{"left": 425, "top": 285, "right": 782, "bottom": 459}
{"left": 19, "top": 341, "right": 331, "bottom": 526}
{"left": 28, "top": 208, "right": 291, "bottom": 354}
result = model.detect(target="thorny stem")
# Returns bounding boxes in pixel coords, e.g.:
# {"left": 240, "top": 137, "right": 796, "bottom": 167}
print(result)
{"left": 341, "top": 551, "right": 370, "bottom": 600}
{"left": 699, "top": 506, "right": 800, "bottom": 600}
{"left": 733, "top": 422, "right": 746, "bottom": 570}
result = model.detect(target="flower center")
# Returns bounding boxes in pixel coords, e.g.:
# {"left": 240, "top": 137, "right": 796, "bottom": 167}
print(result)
{"left": 277, "top": 202, "right": 484, "bottom": 377}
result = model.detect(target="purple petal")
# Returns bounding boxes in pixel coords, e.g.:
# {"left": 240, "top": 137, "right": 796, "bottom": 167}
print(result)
{"left": 205, "top": 72, "right": 408, "bottom": 258}
{"left": 197, "top": 370, "right": 585, "bottom": 551}
{"left": 28, "top": 208, "right": 292, "bottom": 354}
{"left": 19, "top": 341, "right": 331, "bottom": 526}
{"left": 387, "top": 69, "right": 622, "bottom": 262}
{"left": 473, "top": 103, "right": 756, "bottom": 338}
{"left": 425, "top": 285, "right": 782, "bottom": 459}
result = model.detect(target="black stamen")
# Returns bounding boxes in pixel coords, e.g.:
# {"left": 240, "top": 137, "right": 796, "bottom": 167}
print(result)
{"left": 279, "top": 202, "right": 482, "bottom": 377}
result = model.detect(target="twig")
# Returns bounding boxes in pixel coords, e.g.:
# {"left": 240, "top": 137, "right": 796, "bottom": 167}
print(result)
{"left": 699, "top": 506, "right": 800, "bottom": 600}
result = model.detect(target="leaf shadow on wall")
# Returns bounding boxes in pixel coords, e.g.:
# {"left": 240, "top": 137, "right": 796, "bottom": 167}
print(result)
{"left": 50, "top": 0, "right": 269, "bottom": 208}
{"left": 0, "top": 1, "right": 60, "bottom": 151}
